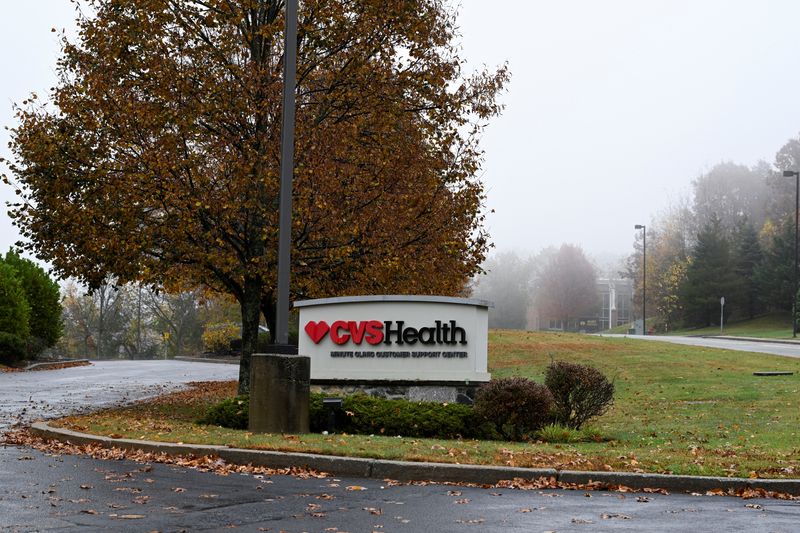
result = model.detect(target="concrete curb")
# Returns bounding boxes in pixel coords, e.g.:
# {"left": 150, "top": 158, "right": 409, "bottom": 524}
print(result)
{"left": 700, "top": 335, "right": 800, "bottom": 346}
{"left": 174, "top": 356, "right": 240, "bottom": 365}
{"left": 24, "top": 359, "right": 91, "bottom": 371}
{"left": 27, "top": 421, "right": 800, "bottom": 495}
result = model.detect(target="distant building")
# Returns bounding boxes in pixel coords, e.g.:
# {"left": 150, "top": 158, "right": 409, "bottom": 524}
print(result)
{"left": 527, "top": 278, "right": 633, "bottom": 333}
{"left": 596, "top": 278, "right": 633, "bottom": 331}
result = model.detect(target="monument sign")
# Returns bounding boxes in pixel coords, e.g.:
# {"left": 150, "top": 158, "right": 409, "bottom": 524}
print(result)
{"left": 295, "top": 295, "right": 491, "bottom": 384}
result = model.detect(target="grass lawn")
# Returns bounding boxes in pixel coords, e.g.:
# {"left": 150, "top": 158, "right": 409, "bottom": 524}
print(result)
{"left": 666, "top": 313, "right": 794, "bottom": 340}
{"left": 54, "top": 331, "right": 800, "bottom": 478}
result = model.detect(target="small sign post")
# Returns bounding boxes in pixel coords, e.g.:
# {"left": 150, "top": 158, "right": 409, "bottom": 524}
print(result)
{"left": 720, "top": 296, "right": 725, "bottom": 334}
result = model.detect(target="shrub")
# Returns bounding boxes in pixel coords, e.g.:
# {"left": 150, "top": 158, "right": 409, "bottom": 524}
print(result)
{"left": 335, "top": 394, "right": 475, "bottom": 439}
{"left": 0, "top": 332, "right": 27, "bottom": 365}
{"left": 0, "top": 262, "right": 30, "bottom": 341}
{"left": 472, "top": 377, "right": 554, "bottom": 440}
{"left": 545, "top": 361, "right": 614, "bottom": 430}
{"left": 200, "top": 393, "right": 489, "bottom": 440}
{"left": 3, "top": 251, "right": 62, "bottom": 352}
{"left": 199, "top": 395, "right": 249, "bottom": 429}
{"left": 202, "top": 322, "right": 240, "bottom": 354}
{"left": 257, "top": 331, "right": 271, "bottom": 352}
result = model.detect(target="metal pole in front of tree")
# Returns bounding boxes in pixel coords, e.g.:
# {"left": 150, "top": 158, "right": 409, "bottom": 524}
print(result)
{"left": 635, "top": 224, "right": 646, "bottom": 335}
{"left": 275, "top": 0, "right": 298, "bottom": 346}
{"left": 783, "top": 170, "right": 799, "bottom": 338}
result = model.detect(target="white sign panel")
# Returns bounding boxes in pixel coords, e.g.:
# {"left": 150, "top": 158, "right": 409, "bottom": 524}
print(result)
{"left": 295, "top": 295, "right": 492, "bottom": 382}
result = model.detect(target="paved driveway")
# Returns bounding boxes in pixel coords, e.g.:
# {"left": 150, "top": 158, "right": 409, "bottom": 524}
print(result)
{"left": 0, "top": 360, "right": 238, "bottom": 431}
{"left": 600, "top": 334, "right": 800, "bottom": 359}
{"left": 2, "top": 359, "right": 800, "bottom": 531}
{"left": 3, "top": 446, "right": 800, "bottom": 532}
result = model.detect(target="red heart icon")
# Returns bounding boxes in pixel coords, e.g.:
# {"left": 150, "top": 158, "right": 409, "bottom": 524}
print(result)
{"left": 304, "top": 320, "right": 330, "bottom": 344}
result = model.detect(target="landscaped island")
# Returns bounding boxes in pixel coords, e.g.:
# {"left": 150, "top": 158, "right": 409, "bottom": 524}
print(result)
{"left": 52, "top": 331, "right": 800, "bottom": 479}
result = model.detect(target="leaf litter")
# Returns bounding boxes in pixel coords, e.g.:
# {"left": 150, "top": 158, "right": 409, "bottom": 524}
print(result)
{"left": 4, "top": 429, "right": 798, "bottom": 502}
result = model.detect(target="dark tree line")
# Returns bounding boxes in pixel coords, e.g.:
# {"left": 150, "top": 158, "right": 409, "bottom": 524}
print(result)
{"left": 627, "top": 134, "right": 800, "bottom": 330}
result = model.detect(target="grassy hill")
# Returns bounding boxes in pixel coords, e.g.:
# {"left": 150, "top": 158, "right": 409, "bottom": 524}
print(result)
{"left": 605, "top": 313, "right": 795, "bottom": 339}
{"left": 666, "top": 313, "right": 794, "bottom": 339}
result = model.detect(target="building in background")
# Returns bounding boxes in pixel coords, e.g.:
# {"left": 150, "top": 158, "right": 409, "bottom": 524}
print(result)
{"left": 527, "top": 278, "right": 633, "bottom": 333}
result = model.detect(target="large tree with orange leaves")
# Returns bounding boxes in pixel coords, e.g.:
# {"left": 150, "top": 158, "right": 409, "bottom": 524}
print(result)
{"left": 5, "top": 0, "right": 508, "bottom": 392}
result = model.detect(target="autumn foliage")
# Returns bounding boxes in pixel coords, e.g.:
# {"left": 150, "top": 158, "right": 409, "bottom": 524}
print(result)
{"left": 5, "top": 1, "right": 508, "bottom": 391}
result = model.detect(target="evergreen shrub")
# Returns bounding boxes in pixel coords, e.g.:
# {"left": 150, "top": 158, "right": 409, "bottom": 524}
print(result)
{"left": 0, "top": 332, "right": 27, "bottom": 365}
{"left": 201, "top": 393, "right": 495, "bottom": 440}
{"left": 199, "top": 395, "right": 249, "bottom": 429}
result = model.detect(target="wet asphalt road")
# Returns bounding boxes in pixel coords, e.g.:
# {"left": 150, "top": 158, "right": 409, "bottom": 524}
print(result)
{"left": 2, "top": 361, "right": 800, "bottom": 531}
{"left": 0, "top": 360, "right": 239, "bottom": 431}
{"left": 3, "top": 445, "right": 800, "bottom": 532}
{"left": 600, "top": 334, "right": 800, "bottom": 359}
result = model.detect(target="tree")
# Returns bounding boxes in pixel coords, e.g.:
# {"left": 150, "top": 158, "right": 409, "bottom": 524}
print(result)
{"left": 61, "top": 280, "right": 134, "bottom": 359}
{"left": 769, "top": 135, "right": 800, "bottom": 221}
{"left": 754, "top": 219, "right": 795, "bottom": 313}
{"left": 5, "top": 1, "right": 508, "bottom": 393}
{"left": 471, "top": 252, "right": 535, "bottom": 329}
{"left": 0, "top": 262, "right": 30, "bottom": 341}
{"left": 3, "top": 250, "right": 62, "bottom": 353}
{"left": 680, "top": 218, "right": 741, "bottom": 327}
{"left": 623, "top": 198, "right": 695, "bottom": 331}
{"left": 692, "top": 162, "right": 770, "bottom": 236}
{"left": 732, "top": 220, "right": 763, "bottom": 319}
{"left": 146, "top": 289, "right": 203, "bottom": 358}
{"left": 535, "top": 244, "right": 598, "bottom": 329}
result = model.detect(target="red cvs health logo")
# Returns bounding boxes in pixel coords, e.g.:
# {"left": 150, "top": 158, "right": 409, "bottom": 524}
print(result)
{"left": 304, "top": 320, "right": 384, "bottom": 345}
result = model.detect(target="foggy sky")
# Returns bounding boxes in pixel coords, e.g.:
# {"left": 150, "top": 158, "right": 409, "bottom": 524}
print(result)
{"left": 2, "top": 1, "right": 800, "bottom": 267}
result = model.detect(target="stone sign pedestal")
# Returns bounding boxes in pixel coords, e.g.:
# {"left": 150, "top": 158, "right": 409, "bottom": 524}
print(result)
{"left": 249, "top": 353, "right": 310, "bottom": 434}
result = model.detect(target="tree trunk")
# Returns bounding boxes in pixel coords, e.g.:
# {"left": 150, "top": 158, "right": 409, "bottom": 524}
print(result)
{"left": 238, "top": 277, "right": 263, "bottom": 394}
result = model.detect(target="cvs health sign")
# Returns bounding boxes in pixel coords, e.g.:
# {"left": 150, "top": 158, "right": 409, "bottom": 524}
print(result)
{"left": 304, "top": 319, "right": 468, "bottom": 346}
{"left": 295, "top": 295, "right": 491, "bottom": 383}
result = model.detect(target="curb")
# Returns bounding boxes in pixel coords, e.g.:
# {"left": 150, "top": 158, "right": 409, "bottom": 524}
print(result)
{"left": 28, "top": 421, "right": 800, "bottom": 495}
{"left": 24, "top": 359, "right": 91, "bottom": 371}
{"left": 700, "top": 335, "right": 800, "bottom": 346}
{"left": 174, "top": 356, "right": 240, "bottom": 365}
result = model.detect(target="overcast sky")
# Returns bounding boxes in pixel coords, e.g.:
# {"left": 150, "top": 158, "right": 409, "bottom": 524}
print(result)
{"left": 2, "top": 1, "right": 800, "bottom": 269}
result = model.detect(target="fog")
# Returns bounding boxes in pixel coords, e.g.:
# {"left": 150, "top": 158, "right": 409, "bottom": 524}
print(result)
{"left": 2, "top": 1, "right": 800, "bottom": 267}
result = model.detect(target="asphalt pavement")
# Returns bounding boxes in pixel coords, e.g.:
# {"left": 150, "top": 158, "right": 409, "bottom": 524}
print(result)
{"left": 600, "top": 334, "right": 800, "bottom": 359}
{"left": 2, "top": 359, "right": 800, "bottom": 531}
{"left": 0, "top": 360, "right": 239, "bottom": 431}
{"left": 2, "top": 445, "right": 799, "bottom": 532}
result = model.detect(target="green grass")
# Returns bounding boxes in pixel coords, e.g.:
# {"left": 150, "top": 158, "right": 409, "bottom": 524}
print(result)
{"left": 54, "top": 331, "right": 800, "bottom": 478}
{"left": 667, "top": 313, "right": 794, "bottom": 339}
{"left": 603, "top": 323, "right": 633, "bottom": 334}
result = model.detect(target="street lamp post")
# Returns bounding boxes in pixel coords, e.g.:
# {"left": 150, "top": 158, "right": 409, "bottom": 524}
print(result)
{"left": 783, "top": 170, "right": 799, "bottom": 338}
{"left": 635, "top": 224, "right": 646, "bottom": 335}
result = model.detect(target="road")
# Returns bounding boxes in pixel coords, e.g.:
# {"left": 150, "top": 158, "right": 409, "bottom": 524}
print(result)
{"left": 2, "top": 361, "right": 800, "bottom": 531}
{"left": 3, "top": 446, "right": 799, "bottom": 532}
{"left": 0, "top": 360, "right": 239, "bottom": 431}
{"left": 601, "top": 334, "right": 800, "bottom": 359}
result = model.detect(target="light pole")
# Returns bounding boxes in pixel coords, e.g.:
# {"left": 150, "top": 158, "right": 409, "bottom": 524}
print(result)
{"left": 783, "top": 170, "right": 799, "bottom": 338}
{"left": 635, "top": 224, "right": 646, "bottom": 335}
